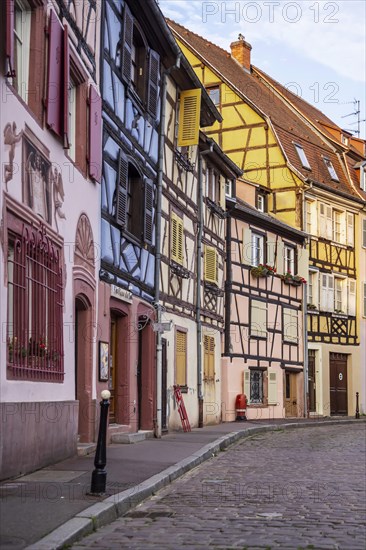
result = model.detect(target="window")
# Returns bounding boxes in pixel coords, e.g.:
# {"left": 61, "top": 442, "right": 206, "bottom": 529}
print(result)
{"left": 323, "top": 157, "right": 339, "bottom": 181}
{"left": 294, "top": 143, "right": 311, "bottom": 170}
{"left": 206, "top": 168, "right": 219, "bottom": 203}
{"left": 250, "top": 299, "right": 267, "bottom": 338}
{"left": 115, "top": 150, "right": 154, "bottom": 244}
{"left": 332, "top": 210, "right": 342, "bottom": 243}
{"left": 284, "top": 244, "right": 295, "bottom": 274}
{"left": 7, "top": 221, "right": 64, "bottom": 381}
{"left": 203, "top": 335, "right": 215, "bottom": 381}
{"left": 283, "top": 308, "right": 298, "bottom": 343}
{"left": 361, "top": 167, "right": 366, "bottom": 192}
{"left": 13, "top": 0, "right": 31, "bottom": 101}
{"left": 318, "top": 203, "right": 333, "bottom": 240}
{"left": 175, "top": 330, "right": 187, "bottom": 387}
{"left": 204, "top": 246, "right": 218, "bottom": 284}
{"left": 257, "top": 193, "right": 265, "bottom": 213}
{"left": 206, "top": 85, "right": 220, "bottom": 106}
{"left": 320, "top": 273, "right": 334, "bottom": 312}
{"left": 171, "top": 212, "right": 184, "bottom": 264}
{"left": 308, "top": 270, "right": 319, "bottom": 308}
{"left": 250, "top": 370, "right": 264, "bottom": 404}
{"left": 121, "top": 4, "right": 159, "bottom": 116}
{"left": 225, "top": 179, "right": 232, "bottom": 197}
{"left": 334, "top": 276, "right": 346, "bottom": 313}
{"left": 251, "top": 233, "right": 265, "bottom": 267}
{"left": 341, "top": 134, "right": 349, "bottom": 146}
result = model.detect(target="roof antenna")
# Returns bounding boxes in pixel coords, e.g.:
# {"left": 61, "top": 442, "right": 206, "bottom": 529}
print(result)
{"left": 341, "top": 99, "right": 365, "bottom": 138}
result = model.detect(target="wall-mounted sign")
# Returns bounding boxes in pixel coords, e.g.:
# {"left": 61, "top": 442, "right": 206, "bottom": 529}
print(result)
{"left": 111, "top": 284, "right": 133, "bottom": 304}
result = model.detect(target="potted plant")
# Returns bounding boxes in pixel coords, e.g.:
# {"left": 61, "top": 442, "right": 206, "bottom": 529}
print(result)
{"left": 307, "top": 303, "right": 317, "bottom": 310}
{"left": 250, "top": 264, "right": 276, "bottom": 278}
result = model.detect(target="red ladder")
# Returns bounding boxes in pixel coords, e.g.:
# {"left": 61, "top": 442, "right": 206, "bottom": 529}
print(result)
{"left": 173, "top": 385, "right": 191, "bottom": 432}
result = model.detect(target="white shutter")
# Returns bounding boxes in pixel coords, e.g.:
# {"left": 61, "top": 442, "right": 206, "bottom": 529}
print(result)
{"left": 318, "top": 203, "right": 326, "bottom": 235}
{"left": 297, "top": 246, "right": 309, "bottom": 278}
{"left": 326, "top": 206, "right": 333, "bottom": 240}
{"left": 341, "top": 278, "right": 347, "bottom": 313}
{"left": 320, "top": 273, "right": 328, "bottom": 311}
{"left": 251, "top": 300, "right": 267, "bottom": 337}
{"left": 312, "top": 271, "right": 319, "bottom": 309}
{"left": 276, "top": 239, "right": 285, "bottom": 275}
{"left": 310, "top": 200, "right": 318, "bottom": 236}
{"left": 267, "top": 237, "right": 276, "bottom": 267}
{"left": 340, "top": 212, "right": 346, "bottom": 244}
{"left": 268, "top": 372, "right": 278, "bottom": 405}
{"left": 242, "top": 227, "right": 252, "bottom": 265}
{"left": 284, "top": 308, "right": 298, "bottom": 342}
{"left": 244, "top": 370, "right": 250, "bottom": 403}
{"left": 348, "top": 280, "right": 356, "bottom": 316}
{"left": 346, "top": 213, "right": 354, "bottom": 246}
{"left": 362, "top": 219, "right": 366, "bottom": 248}
{"left": 327, "top": 274, "right": 334, "bottom": 312}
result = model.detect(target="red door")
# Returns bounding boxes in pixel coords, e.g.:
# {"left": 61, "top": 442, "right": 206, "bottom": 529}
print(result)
{"left": 329, "top": 353, "right": 348, "bottom": 415}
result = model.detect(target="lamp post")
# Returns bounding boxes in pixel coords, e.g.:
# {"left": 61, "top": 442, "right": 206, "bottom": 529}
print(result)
{"left": 90, "top": 390, "right": 110, "bottom": 495}
{"left": 355, "top": 392, "right": 360, "bottom": 419}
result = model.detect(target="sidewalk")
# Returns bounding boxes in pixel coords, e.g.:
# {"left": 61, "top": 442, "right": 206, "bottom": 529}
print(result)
{"left": 0, "top": 417, "right": 364, "bottom": 550}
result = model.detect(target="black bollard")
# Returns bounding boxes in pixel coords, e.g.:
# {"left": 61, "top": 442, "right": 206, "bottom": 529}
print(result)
{"left": 355, "top": 392, "right": 360, "bottom": 419}
{"left": 90, "top": 391, "right": 110, "bottom": 495}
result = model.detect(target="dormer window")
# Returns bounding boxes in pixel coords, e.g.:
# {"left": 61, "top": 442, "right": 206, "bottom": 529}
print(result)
{"left": 341, "top": 134, "right": 349, "bottom": 146}
{"left": 323, "top": 157, "right": 339, "bottom": 181}
{"left": 294, "top": 143, "right": 311, "bottom": 170}
{"left": 257, "top": 193, "right": 266, "bottom": 212}
{"left": 361, "top": 167, "right": 366, "bottom": 192}
{"left": 206, "top": 85, "right": 220, "bottom": 106}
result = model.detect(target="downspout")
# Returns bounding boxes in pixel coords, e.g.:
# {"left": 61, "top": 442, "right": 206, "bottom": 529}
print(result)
{"left": 155, "top": 54, "right": 181, "bottom": 439}
{"left": 302, "top": 191, "right": 309, "bottom": 418}
{"left": 197, "top": 142, "right": 214, "bottom": 428}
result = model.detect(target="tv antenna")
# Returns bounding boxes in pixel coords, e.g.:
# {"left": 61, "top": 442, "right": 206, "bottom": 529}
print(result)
{"left": 341, "top": 99, "right": 365, "bottom": 137}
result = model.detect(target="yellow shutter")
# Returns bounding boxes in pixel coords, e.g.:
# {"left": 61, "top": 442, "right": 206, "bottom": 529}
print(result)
{"left": 268, "top": 372, "right": 278, "bottom": 405}
{"left": 171, "top": 213, "right": 184, "bottom": 264}
{"left": 204, "top": 335, "right": 215, "bottom": 380}
{"left": 204, "top": 245, "right": 218, "bottom": 284}
{"left": 177, "top": 89, "right": 201, "bottom": 147}
{"left": 176, "top": 331, "right": 187, "bottom": 386}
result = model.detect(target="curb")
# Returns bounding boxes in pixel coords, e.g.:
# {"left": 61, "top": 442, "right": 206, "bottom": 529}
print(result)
{"left": 25, "top": 418, "right": 365, "bottom": 549}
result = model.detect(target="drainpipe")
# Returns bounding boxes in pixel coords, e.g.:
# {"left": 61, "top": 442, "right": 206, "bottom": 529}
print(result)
{"left": 154, "top": 54, "right": 181, "bottom": 439}
{"left": 197, "top": 141, "right": 214, "bottom": 428}
{"left": 302, "top": 191, "right": 309, "bottom": 418}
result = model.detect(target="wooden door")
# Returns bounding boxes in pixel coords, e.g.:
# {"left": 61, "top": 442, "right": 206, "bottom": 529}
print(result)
{"left": 308, "top": 350, "right": 316, "bottom": 412}
{"left": 109, "top": 317, "right": 117, "bottom": 422}
{"left": 285, "top": 372, "right": 298, "bottom": 417}
{"left": 330, "top": 353, "right": 348, "bottom": 415}
{"left": 162, "top": 338, "right": 168, "bottom": 432}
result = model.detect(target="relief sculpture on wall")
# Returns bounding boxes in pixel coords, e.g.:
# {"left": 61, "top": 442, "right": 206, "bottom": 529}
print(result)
{"left": 3, "top": 122, "right": 22, "bottom": 190}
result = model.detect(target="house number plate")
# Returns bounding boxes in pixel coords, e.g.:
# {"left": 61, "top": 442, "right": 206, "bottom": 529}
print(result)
{"left": 339, "top": 373, "right": 343, "bottom": 381}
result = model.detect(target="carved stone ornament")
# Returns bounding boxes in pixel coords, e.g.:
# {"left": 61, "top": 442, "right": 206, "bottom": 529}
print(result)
{"left": 74, "top": 214, "right": 95, "bottom": 274}
{"left": 4, "top": 122, "right": 23, "bottom": 190}
{"left": 52, "top": 166, "right": 66, "bottom": 232}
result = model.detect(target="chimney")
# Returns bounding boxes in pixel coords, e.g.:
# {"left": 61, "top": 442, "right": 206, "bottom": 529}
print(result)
{"left": 230, "top": 34, "right": 252, "bottom": 73}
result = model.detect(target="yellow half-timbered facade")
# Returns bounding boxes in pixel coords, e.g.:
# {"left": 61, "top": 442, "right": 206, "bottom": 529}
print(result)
{"left": 168, "top": 20, "right": 366, "bottom": 417}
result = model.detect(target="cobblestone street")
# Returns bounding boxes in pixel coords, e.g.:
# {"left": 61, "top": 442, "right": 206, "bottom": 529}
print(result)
{"left": 72, "top": 424, "right": 366, "bottom": 549}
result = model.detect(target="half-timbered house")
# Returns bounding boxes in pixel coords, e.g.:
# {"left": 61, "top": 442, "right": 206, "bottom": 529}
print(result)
{"left": 167, "top": 21, "right": 366, "bottom": 418}
{"left": 1, "top": 0, "right": 102, "bottom": 479}
{"left": 99, "top": 0, "right": 221, "bottom": 437}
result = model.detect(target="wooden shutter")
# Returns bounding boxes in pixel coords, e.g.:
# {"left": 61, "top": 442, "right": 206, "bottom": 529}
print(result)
{"left": 346, "top": 213, "right": 354, "bottom": 246}
{"left": 243, "top": 371, "right": 250, "bottom": 402}
{"left": 204, "top": 246, "right": 218, "bottom": 284}
{"left": 326, "top": 206, "right": 332, "bottom": 240}
{"left": 318, "top": 203, "right": 326, "bottom": 236}
{"left": 171, "top": 213, "right": 183, "bottom": 264}
{"left": 203, "top": 335, "right": 215, "bottom": 380}
{"left": 320, "top": 273, "right": 328, "bottom": 311}
{"left": 310, "top": 200, "right": 318, "bottom": 235}
{"left": 284, "top": 308, "right": 297, "bottom": 342}
{"left": 242, "top": 227, "right": 251, "bottom": 265}
{"left": 268, "top": 372, "right": 278, "bottom": 405}
{"left": 297, "top": 246, "right": 309, "bottom": 278}
{"left": 116, "top": 150, "right": 128, "bottom": 226}
{"left": 177, "top": 89, "right": 201, "bottom": 147}
{"left": 276, "top": 238, "right": 284, "bottom": 274}
{"left": 267, "top": 237, "right": 275, "bottom": 267}
{"left": 176, "top": 331, "right": 187, "bottom": 386}
{"left": 121, "top": 3, "right": 133, "bottom": 83}
{"left": 46, "top": 10, "right": 64, "bottom": 137}
{"left": 251, "top": 299, "right": 267, "bottom": 337}
{"left": 220, "top": 176, "right": 226, "bottom": 209}
{"left": 63, "top": 25, "right": 70, "bottom": 149}
{"left": 147, "top": 49, "right": 160, "bottom": 117}
{"left": 327, "top": 274, "right": 334, "bottom": 312}
{"left": 89, "top": 85, "right": 102, "bottom": 182}
{"left": 6, "top": 0, "right": 15, "bottom": 77}
{"left": 144, "top": 178, "right": 154, "bottom": 244}
{"left": 348, "top": 280, "right": 356, "bottom": 316}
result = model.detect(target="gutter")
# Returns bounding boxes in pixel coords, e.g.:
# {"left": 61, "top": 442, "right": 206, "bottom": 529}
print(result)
{"left": 154, "top": 54, "right": 182, "bottom": 438}
{"left": 197, "top": 141, "right": 214, "bottom": 428}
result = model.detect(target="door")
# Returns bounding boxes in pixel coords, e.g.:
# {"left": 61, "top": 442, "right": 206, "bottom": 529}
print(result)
{"left": 109, "top": 316, "right": 117, "bottom": 423}
{"left": 285, "top": 372, "right": 298, "bottom": 417}
{"left": 162, "top": 338, "right": 168, "bottom": 432}
{"left": 330, "top": 353, "right": 348, "bottom": 415}
{"left": 308, "top": 350, "right": 316, "bottom": 412}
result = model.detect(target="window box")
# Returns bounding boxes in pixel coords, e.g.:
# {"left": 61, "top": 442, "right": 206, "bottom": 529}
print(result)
{"left": 204, "top": 281, "right": 224, "bottom": 296}
{"left": 250, "top": 264, "right": 276, "bottom": 278}
{"left": 170, "top": 260, "right": 191, "bottom": 279}
{"left": 281, "top": 273, "right": 306, "bottom": 286}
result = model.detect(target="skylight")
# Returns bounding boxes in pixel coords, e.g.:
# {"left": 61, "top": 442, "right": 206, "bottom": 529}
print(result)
{"left": 323, "top": 157, "right": 339, "bottom": 181}
{"left": 294, "top": 143, "right": 311, "bottom": 170}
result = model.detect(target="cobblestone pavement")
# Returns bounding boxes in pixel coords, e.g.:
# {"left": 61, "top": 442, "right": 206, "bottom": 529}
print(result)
{"left": 72, "top": 424, "right": 366, "bottom": 549}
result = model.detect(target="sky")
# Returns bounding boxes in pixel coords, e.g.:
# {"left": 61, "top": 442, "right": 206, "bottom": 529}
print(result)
{"left": 159, "top": 0, "right": 366, "bottom": 139}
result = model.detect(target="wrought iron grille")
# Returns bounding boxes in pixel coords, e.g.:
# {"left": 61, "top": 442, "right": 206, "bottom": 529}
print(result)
{"left": 250, "top": 370, "right": 263, "bottom": 404}
{"left": 7, "top": 223, "right": 64, "bottom": 381}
